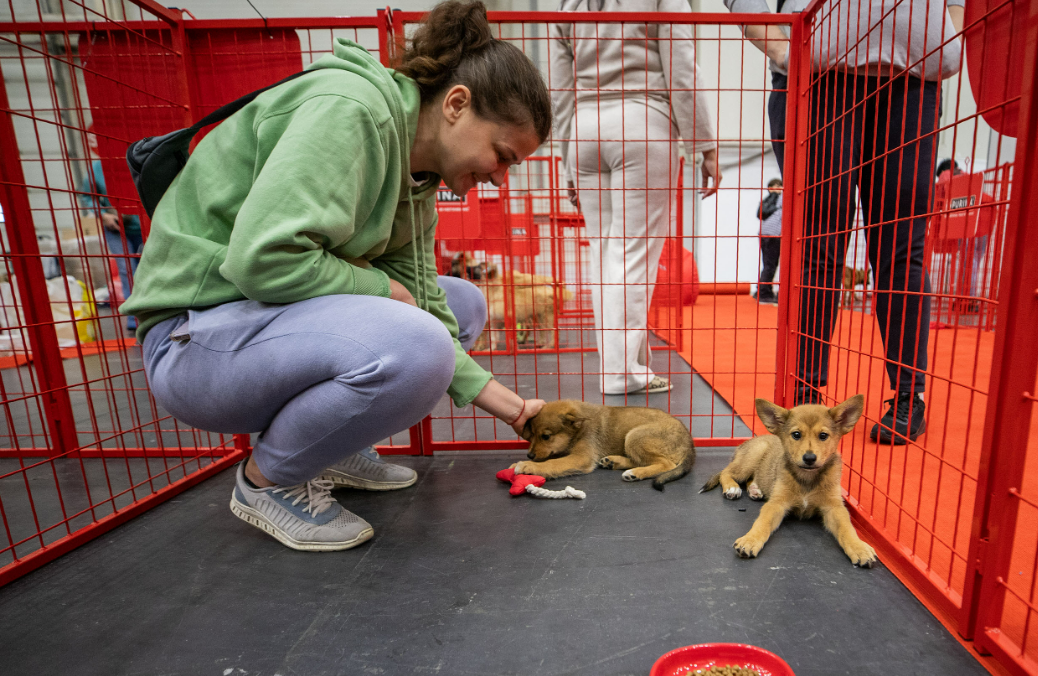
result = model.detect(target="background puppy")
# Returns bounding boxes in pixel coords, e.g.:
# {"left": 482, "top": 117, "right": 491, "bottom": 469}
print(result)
{"left": 700, "top": 395, "right": 877, "bottom": 567}
{"left": 515, "top": 399, "right": 695, "bottom": 490}
{"left": 474, "top": 269, "right": 574, "bottom": 350}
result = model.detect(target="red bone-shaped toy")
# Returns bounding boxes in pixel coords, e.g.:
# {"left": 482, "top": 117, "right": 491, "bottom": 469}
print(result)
{"left": 496, "top": 468, "right": 586, "bottom": 499}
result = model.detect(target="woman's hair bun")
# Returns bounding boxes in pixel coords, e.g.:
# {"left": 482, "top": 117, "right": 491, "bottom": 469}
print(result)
{"left": 397, "top": 1, "right": 552, "bottom": 143}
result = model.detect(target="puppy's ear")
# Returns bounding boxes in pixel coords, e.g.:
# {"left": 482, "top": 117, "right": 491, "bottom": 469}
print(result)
{"left": 755, "top": 398, "right": 790, "bottom": 434}
{"left": 829, "top": 394, "right": 865, "bottom": 434}
{"left": 520, "top": 419, "right": 533, "bottom": 441}
{"left": 562, "top": 413, "right": 584, "bottom": 430}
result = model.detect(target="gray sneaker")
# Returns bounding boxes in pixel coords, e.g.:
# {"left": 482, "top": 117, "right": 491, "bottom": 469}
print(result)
{"left": 230, "top": 462, "right": 374, "bottom": 551}
{"left": 318, "top": 447, "right": 417, "bottom": 491}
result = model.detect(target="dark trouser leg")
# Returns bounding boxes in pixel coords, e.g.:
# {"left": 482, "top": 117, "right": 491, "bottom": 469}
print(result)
{"left": 769, "top": 72, "right": 788, "bottom": 178}
{"left": 860, "top": 75, "right": 937, "bottom": 396}
{"left": 758, "top": 236, "right": 781, "bottom": 298}
{"left": 796, "top": 71, "right": 858, "bottom": 396}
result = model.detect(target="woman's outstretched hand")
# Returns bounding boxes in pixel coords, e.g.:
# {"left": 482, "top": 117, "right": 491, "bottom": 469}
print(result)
{"left": 509, "top": 398, "right": 545, "bottom": 437}
{"left": 472, "top": 379, "right": 545, "bottom": 437}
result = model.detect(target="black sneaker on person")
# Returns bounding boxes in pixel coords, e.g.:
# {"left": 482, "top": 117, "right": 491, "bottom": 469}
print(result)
{"left": 870, "top": 393, "right": 926, "bottom": 445}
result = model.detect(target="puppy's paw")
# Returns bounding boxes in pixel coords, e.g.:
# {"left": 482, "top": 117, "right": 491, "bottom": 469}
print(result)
{"left": 733, "top": 535, "right": 764, "bottom": 559}
{"left": 597, "top": 457, "right": 616, "bottom": 469}
{"left": 512, "top": 461, "right": 540, "bottom": 476}
{"left": 845, "top": 541, "right": 878, "bottom": 568}
{"left": 724, "top": 486, "right": 743, "bottom": 500}
{"left": 747, "top": 484, "right": 764, "bottom": 500}
{"left": 621, "top": 469, "right": 640, "bottom": 482}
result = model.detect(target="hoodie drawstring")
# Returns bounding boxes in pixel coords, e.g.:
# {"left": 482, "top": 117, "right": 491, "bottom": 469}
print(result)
{"left": 408, "top": 192, "right": 427, "bottom": 311}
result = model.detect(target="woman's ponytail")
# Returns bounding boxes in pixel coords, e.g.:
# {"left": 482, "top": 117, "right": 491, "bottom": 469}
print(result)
{"left": 396, "top": 1, "right": 552, "bottom": 143}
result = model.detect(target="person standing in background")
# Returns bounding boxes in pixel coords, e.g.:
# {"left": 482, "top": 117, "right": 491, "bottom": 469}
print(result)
{"left": 79, "top": 128, "right": 143, "bottom": 332}
{"left": 754, "top": 177, "right": 783, "bottom": 305}
{"left": 725, "top": 0, "right": 964, "bottom": 445}
{"left": 767, "top": 0, "right": 788, "bottom": 177}
{"left": 550, "top": 0, "right": 720, "bottom": 396}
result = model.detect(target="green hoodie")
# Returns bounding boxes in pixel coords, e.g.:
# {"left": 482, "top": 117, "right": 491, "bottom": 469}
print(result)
{"left": 121, "top": 39, "right": 492, "bottom": 407}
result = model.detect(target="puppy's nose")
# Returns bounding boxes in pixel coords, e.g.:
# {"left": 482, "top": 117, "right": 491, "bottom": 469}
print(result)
{"left": 527, "top": 450, "right": 536, "bottom": 460}
{"left": 803, "top": 453, "right": 817, "bottom": 465}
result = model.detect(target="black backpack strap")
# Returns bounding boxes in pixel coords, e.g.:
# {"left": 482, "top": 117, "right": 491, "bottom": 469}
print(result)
{"left": 188, "top": 69, "right": 313, "bottom": 132}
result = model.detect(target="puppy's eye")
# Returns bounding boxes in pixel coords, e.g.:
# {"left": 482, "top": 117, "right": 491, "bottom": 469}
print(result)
{"left": 541, "top": 432, "right": 551, "bottom": 441}
{"left": 791, "top": 431, "right": 802, "bottom": 440}
{"left": 818, "top": 432, "right": 829, "bottom": 441}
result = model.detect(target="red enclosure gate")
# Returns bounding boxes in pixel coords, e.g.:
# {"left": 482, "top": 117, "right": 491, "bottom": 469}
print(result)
{"left": 1, "top": 3, "right": 1038, "bottom": 674}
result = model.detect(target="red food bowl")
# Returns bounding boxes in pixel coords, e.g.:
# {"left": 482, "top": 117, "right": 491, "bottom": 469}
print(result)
{"left": 650, "top": 643, "right": 795, "bottom": 676}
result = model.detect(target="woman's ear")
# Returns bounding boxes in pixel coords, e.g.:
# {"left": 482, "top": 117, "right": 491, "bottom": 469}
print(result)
{"left": 441, "top": 84, "right": 472, "bottom": 124}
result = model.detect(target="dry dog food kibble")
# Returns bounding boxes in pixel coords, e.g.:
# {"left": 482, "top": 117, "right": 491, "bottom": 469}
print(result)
{"left": 685, "top": 667, "right": 761, "bottom": 676}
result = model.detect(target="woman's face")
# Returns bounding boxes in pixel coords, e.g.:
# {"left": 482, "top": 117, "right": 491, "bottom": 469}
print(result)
{"left": 435, "top": 86, "right": 541, "bottom": 196}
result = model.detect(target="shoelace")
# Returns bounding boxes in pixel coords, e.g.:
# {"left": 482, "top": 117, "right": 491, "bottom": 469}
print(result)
{"left": 885, "top": 396, "right": 918, "bottom": 420}
{"left": 272, "top": 479, "right": 336, "bottom": 517}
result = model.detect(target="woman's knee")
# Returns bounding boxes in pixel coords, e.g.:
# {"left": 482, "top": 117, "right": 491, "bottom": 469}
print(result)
{"left": 438, "top": 276, "right": 488, "bottom": 351}
{"left": 379, "top": 306, "right": 455, "bottom": 399}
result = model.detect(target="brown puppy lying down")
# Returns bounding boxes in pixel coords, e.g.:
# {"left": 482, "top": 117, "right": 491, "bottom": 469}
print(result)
{"left": 514, "top": 399, "right": 695, "bottom": 490}
{"left": 701, "top": 395, "right": 877, "bottom": 567}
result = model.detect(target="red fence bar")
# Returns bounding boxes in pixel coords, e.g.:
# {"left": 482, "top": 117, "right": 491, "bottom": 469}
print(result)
{"left": 0, "top": 68, "right": 78, "bottom": 457}
{"left": 773, "top": 12, "right": 809, "bottom": 410}
{"left": 968, "top": 0, "right": 1038, "bottom": 667}
{"left": 1, "top": 9, "right": 1037, "bottom": 675}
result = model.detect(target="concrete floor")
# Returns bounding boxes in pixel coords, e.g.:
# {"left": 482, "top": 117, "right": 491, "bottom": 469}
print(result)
{"left": 0, "top": 324, "right": 987, "bottom": 675}
{"left": 0, "top": 450, "right": 987, "bottom": 676}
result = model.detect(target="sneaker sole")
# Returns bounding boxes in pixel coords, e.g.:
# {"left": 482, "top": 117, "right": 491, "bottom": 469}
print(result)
{"left": 229, "top": 497, "right": 374, "bottom": 552}
{"left": 318, "top": 473, "right": 417, "bottom": 491}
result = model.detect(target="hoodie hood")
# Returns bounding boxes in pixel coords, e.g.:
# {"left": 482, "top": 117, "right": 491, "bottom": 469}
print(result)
{"left": 307, "top": 39, "right": 422, "bottom": 197}
{"left": 307, "top": 39, "right": 433, "bottom": 308}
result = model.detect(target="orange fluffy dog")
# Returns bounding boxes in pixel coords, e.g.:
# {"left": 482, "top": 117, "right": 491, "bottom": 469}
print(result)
{"left": 514, "top": 399, "right": 695, "bottom": 490}
{"left": 474, "top": 270, "right": 574, "bottom": 350}
{"left": 701, "top": 395, "right": 877, "bottom": 567}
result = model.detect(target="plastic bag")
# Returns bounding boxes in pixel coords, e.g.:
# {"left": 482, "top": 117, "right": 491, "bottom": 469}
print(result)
{"left": 46, "top": 276, "right": 97, "bottom": 347}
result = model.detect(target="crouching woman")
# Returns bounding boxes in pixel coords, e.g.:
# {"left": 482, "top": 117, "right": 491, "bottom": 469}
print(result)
{"left": 121, "top": 0, "right": 548, "bottom": 551}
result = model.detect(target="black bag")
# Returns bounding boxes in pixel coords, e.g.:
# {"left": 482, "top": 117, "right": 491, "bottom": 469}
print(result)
{"left": 126, "top": 70, "right": 311, "bottom": 218}
{"left": 757, "top": 192, "right": 780, "bottom": 221}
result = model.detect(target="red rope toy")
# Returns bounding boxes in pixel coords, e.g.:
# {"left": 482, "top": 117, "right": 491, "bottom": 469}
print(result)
{"left": 496, "top": 468, "right": 586, "bottom": 499}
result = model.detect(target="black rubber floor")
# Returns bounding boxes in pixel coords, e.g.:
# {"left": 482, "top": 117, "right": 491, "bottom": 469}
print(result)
{"left": 0, "top": 449, "right": 986, "bottom": 676}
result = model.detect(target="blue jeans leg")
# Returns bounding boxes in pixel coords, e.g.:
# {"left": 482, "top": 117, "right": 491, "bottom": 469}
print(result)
{"left": 105, "top": 228, "right": 143, "bottom": 329}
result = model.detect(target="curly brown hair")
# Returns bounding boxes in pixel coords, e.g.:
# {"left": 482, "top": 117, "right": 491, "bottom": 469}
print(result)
{"left": 395, "top": 0, "right": 551, "bottom": 143}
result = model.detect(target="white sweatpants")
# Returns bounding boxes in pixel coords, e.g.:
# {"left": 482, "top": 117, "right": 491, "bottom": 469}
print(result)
{"left": 571, "top": 99, "right": 680, "bottom": 394}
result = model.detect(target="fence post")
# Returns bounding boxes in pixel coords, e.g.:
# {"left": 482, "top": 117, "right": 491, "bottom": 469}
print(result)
{"left": 377, "top": 8, "right": 391, "bottom": 67}
{"left": 0, "top": 72, "right": 79, "bottom": 457}
{"left": 964, "top": 5, "right": 1038, "bottom": 651}
{"left": 773, "top": 13, "right": 810, "bottom": 409}
{"left": 165, "top": 10, "right": 198, "bottom": 127}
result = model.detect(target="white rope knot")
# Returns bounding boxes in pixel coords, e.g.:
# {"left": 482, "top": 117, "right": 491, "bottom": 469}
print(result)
{"left": 524, "top": 484, "right": 586, "bottom": 499}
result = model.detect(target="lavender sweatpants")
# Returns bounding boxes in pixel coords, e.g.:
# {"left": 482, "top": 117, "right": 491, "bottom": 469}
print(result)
{"left": 142, "top": 276, "right": 487, "bottom": 485}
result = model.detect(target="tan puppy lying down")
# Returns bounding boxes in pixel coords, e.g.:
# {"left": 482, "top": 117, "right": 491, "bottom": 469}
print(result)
{"left": 514, "top": 399, "right": 695, "bottom": 490}
{"left": 701, "top": 395, "right": 878, "bottom": 567}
